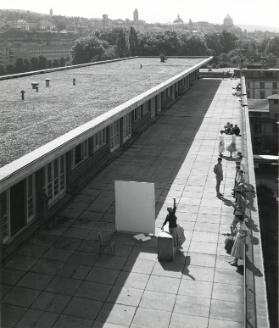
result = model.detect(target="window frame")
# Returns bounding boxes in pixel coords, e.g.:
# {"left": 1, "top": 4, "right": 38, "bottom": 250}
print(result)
{"left": 93, "top": 128, "right": 107, "bottom": 152}
{"left": 0, "top": 190, "right": 10, "bottom": 244}
{"left": 72, "top": 140, "right": 89, "bottom": 168}
{"left": 44, "top": 154, "right": 66, "bottom": 206}
{"left": 110, "top": 120, "right": 120, "bottom": 152}
{"left": 123, "top": 112, "right": 132, "bottom": 143}
{"left": 26, "top": 174, "right": 36, "bottom": 223}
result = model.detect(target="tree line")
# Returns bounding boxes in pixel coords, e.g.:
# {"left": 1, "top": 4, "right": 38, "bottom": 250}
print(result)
{"left": 71, "top": 28, "right": 279, "bottom": 68}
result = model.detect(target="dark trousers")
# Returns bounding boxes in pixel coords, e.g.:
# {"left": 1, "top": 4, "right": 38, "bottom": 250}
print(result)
{"left": 216, "top": 178, "right": 222, "bottom": 195}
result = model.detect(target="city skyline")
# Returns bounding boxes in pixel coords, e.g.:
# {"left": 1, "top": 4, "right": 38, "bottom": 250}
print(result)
{"left": 1, "top": 0, "right": 279, "bottom": 29}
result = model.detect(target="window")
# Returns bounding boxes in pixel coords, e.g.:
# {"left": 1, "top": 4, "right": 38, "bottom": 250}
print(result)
{"left": 247, "top": 90, "right": 250, "bottom": 98}
{"left": 274, "top": 99, "right": 278, "bottom": 105}
{"left": 93, "top": 129, "right": 107, "bottom": 152}
{"left": 0, "top": 191, "right": 9, "bottom": 243}
{"left": 110, "top": 120, "right": 120, "bottom": 151}
{"left": 246, "top": 81, "right": 250, "bottom": 88}
{"left": 133, "top": 107, "right": 141, "bottom": 121}
{"left": 26, "top": 175, "right": 35, "bottom": 222}
{"left": 44, "top": 155, "right": 66, "bottom": 205}
{"left": 123, "top": 113, "right": 132, "bottom": 142}
{"left": 272, "top": 82, "right": 277, "bottom": 89}
{"left": 73, "top": 140, "right": 88, "bottom": 167}
{"left": 260, "top": 91, "right": 265, "bottom": 99}
{"left": 260, "top": 82, "right": 265, "bottom": 89}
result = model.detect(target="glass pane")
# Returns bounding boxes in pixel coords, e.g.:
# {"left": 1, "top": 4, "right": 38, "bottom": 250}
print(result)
{"left": 75, "top": 144, "right": 82, "bottom": 164}
{"left": 28, "top": 176, "right": 32, "bottom": 196}
{"left": 48, "top": 164, "right": 52, "bottom": 182}
{"left": 54, "top": 159, "right": 58, "bottom": 178}
{"left": 60, "top": 156, "right": 64, "bottom": 173}
{"left": 0, "top": 192, "right": 8, "bottom": 241}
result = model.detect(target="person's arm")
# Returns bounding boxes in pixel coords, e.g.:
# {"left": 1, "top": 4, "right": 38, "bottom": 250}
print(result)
{"left": 161, "top": 216, "right": 168, "bottom": 230}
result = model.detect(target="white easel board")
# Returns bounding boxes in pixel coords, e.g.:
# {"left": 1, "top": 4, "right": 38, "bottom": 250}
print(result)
{"left": 115, "top": 180, "right": 155, "bottom": 234}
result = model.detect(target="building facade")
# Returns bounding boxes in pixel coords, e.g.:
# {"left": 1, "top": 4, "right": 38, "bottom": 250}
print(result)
{"left": 240, "top": 69, "right": 279, "bottom": 99}
{"left": 0, "top": 56, "right": 209, "bottom": 253}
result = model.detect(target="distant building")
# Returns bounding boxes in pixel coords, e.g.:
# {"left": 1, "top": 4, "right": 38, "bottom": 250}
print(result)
{"left": 133, "top": 9, "right": 139, "bottom": 23}
{"left": 173, "top": 14, "right": 184, "bottom": 24}
{"left": 223, "top": 14, "right": 233, "bottom": 27}
{"left": 0, "top": 30, "right": 75, "bottom": 67}
{"left": 49, "top": 8, "right": 53, "bottom": 16}
{"left": 240, "top": 69, "right": 279, "bottom": 99}
{"left": 15, "top": 19, "right": 30, "bottom": 31}
{"left": 102, "top": 14, "right": 111, "bottom": 29}
{"left": 40, "top": 19, "right": 56, "bottom": 31}
{"left": 244, "top": 68, "right": 279, "bottom": 154}
{"left": 249, "top": 97, "right": 278, "bottom": 154}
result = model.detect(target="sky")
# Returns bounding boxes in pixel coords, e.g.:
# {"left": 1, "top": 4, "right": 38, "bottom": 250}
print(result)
{"left": 1, "top": 0, "right": 279, "bottom": 28}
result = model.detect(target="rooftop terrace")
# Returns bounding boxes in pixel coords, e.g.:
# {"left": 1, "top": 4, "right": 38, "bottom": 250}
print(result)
{"left": 0, "top": 57, "right": 207, "bottom": 167}
{"left": 2, "top": 78, "right": 269, "bottom": 328}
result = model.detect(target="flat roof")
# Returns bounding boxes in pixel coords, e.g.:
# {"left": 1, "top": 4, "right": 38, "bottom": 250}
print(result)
{"left": 0, "top": 57, "right": 209, "bottom": 168}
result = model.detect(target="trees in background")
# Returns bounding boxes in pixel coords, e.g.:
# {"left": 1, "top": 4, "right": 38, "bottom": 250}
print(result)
{"left": 1, "top": 28, "right": 278, "bottom": 76}
{"left": 72, "top": 35, "right": 107, "bottom": 64}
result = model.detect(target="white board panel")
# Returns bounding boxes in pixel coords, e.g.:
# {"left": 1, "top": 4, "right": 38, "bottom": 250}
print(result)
{"left": 115, "top": 180, "right": 155, "bottom": 234}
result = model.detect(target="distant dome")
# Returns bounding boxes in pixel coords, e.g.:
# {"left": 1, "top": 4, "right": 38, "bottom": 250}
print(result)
{"left": 173, "top": 14, "right": 184, "bottom": 24}
{"left": 223, "top": 14, "right": 233, "bottom": 26}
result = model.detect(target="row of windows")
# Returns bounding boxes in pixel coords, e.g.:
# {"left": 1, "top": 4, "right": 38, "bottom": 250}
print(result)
{"left": 72, "top": 110, "right": 145, "bottom": 166}
{"left": 247, "top": 81, "right": 278, "bottom": 89}
{"left": 247, "top": 90, "right": 278, "bottom": 99}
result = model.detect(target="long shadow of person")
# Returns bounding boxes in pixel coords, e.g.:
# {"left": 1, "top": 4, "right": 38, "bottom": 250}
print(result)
{"left": 245, "top": 217, "right": 259, "bottom": 232}
{"left": 245, "top": 256, "right": 263, "bottom": 277}
{"left": 182, "top": 256, "right": 196, "bottom": 280}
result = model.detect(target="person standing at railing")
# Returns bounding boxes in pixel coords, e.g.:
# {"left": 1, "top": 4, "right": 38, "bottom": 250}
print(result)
{"left": 214, "top": 157, "right": 223, "bottom": 197}
{"left": 229, "top": 215, "right": 248, "bottom": 266}
{"left": 226, "top": 134, "right": 237, "bottom": 157}
{"left": 218, "top": 130, "right": 225, "bottom": 157}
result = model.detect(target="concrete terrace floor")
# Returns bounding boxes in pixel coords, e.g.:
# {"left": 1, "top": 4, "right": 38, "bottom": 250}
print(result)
{"left": 1, "top": 78, "right": 245, "bottom": 328}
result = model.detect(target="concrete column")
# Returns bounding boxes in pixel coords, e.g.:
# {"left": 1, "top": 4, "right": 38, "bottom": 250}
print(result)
{"left": 150, "top": 97, "right": 156, "bottom": 118}
{"left": 157, "top": 94, "right": 162, "bottom": 113}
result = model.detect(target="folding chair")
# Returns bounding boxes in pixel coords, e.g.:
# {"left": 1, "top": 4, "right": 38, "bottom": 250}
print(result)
{"left": 98, "top": 231, "right": 115, "bottom": 255}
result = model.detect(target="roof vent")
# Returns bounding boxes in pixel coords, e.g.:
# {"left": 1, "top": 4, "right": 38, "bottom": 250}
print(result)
{"left": 31, "top": 82, "right": 39, "bottom": 90}
{"left": 21, "top": 90, "right": 25, "bottom": 100}
{"left": 73, "top": 78, "right": 76, "bottom": 86}
{"left": 45, "top": 79, "right": 50, "bottom": 87}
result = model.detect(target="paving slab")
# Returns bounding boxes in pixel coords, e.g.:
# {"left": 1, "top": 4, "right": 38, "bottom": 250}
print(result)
{"left": 63, "top": 296, "right": 103, "bottom": 320}
{"left": 31, "top": 291, "right": 71, "bottom": 313}
{"left": 131, "top": 307, "right": 171, "bottom": 328}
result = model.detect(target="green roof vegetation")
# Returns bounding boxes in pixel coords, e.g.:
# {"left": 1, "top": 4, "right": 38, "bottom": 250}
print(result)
{"left": 0, "top": 57, "right": 205, "bottom": 167}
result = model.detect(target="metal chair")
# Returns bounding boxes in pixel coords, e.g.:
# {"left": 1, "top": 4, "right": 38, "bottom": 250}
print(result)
{"left": 98, "top": 231, "right": 115, "bottom": 255}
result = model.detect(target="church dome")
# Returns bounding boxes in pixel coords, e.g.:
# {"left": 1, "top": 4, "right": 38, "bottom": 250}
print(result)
{"left": 223, "top": 14, "right": 233, "bottom": 26}
{"left": 173, "top": 14, "right": 184, "bottom": 24}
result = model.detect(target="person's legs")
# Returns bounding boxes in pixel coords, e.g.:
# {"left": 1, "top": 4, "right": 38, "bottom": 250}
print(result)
{"left": 216, "top": 178, "right": 222, "bottom": 196}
